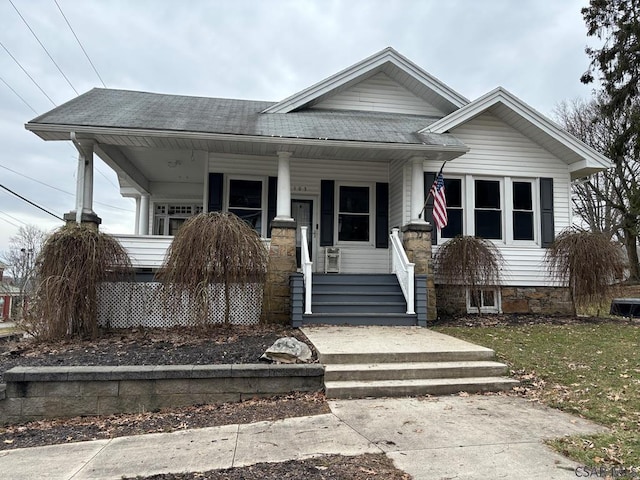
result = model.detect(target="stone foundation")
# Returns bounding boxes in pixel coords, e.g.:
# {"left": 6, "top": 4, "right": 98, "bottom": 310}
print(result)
{"left": 436, "top": 285, "right": 573, "bottom": 316}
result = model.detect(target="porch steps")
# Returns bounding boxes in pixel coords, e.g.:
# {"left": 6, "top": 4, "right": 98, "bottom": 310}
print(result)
{"left": 302, "top": 327, "right": 518, "bottom": 399}
{"left": 299, "top": 273, "right": 419, "bottom": 326}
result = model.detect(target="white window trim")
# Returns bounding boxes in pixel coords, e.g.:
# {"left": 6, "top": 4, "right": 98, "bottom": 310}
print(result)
{"left": 225, "top": 176, "right": 267, "bottom": 238}
{"left": 439, "top": 175, "right": 465, "bottom": 240}
{"left": 505, "top": 177, "right": 539, "bottom": 246}
{"left": 455, "top": 175, "right": 541, "bottom": 246}
{"left": 466, "top": 288, "right": 502, "bottom": 314}
{"left": 471, "top": 177, "right": 504, "bottom": 242}
{"left": 152, "top": 201, "right": 203, "bottom": 236}
{"left": 335, "top": 182, "right": 374, "bottom": 246}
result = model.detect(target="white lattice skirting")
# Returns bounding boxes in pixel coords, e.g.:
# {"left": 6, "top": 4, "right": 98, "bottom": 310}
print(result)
{"left": 97, "top": 282, "right": 263, "bottom": 328}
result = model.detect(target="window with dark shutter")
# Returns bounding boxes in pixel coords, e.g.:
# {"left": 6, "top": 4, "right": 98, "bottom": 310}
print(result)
{"left": 513, "top": 181, "right": 534, "bottom": 241}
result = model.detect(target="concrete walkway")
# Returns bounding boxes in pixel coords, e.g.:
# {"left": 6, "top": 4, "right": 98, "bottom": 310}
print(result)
{"left": 0, "top": 395, "right": 605, "bottom": 480}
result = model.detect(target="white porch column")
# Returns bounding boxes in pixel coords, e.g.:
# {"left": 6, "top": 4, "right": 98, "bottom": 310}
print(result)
{"left": 139, "top": 194, "right": 150, "bottom": 235}
{"left": 73, "top": 139, "right": 97, "bottom": 224}
{"left": 134, "top": 196, "right": 141, "bottom": 235}
{"left": 275, "top": 151, "right": 293, "bottom": 221}
{"left": 410, "top": 156, "right": 427, "bottom": 224}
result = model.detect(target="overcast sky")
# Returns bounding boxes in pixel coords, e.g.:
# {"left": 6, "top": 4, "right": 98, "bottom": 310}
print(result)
{"left": 0, "top": 0, "right": 597, "bottom": 253}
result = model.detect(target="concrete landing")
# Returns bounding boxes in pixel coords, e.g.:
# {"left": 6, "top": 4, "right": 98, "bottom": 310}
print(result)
{"left": 302, "top": 326, "right": 518, "bottom": 398}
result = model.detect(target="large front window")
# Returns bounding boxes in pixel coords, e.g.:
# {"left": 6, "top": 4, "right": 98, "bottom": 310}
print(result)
{"left": 513, "top": 181, "right": 534, "bottom": 241}
{"left": 474, "top": 180, "right": 502, "bottom": 239}
{"left": 441, "top": 178, "right": 463, "bottom": 238}
{"left": 228, "top": 179, "right": 263, "bottom": 234}
{"left": 338, "top": 185, "right": 370, "bottom": 242}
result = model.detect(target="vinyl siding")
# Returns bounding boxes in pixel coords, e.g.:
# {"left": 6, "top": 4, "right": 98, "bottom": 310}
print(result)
{"left": 389, "top": 158, "right": 405, "bottom": 230}
{"left": 422, "top": 112, "right": 572, "bottom": 286}
{"left": 209, "top": 153, "right": 391, "bottom": 274}
{"left": 311, "top": 72, "right": 446, "bottom": 116}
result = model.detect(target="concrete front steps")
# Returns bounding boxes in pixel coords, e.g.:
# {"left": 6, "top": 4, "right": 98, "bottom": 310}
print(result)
{"left": 302, "top": 326, "right": 518, "bottom": 399}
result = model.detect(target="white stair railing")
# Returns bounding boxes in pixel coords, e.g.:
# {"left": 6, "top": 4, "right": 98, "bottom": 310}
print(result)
{"left": 300, "top": 226, "right": 313, "bottom": 314}
{"left": 390, "top": 228, "right": 415, "bottom": 315}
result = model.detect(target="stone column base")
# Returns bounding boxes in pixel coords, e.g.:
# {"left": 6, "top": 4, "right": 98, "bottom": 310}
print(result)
{"left": 63, "top": 211, "right": 102, "bottom": 231}
{"left": 402, "top": 223, "right": 436, "bottom": 321}
{"left": 261, "top": 220, "right": 297, "bottom": 325}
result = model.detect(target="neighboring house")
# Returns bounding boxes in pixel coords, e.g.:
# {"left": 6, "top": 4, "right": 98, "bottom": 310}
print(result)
{"left": 25, "top": 48, "right": 610, "bottom": 322}
{"left": 0, "top": 262, "right": 21, "bottom": 321}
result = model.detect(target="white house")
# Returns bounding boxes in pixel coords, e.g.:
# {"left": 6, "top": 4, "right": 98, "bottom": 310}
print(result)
{"left": 25, "top": 48, "right": 610, "bottom": 323}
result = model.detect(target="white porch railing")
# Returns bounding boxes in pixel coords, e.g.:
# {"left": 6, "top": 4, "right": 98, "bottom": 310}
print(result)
{"left": 114, "top": 234, "right": 271, "bottom": 269}
{"left": 390, "top": 228, "right": 415, "bottom": 315}
{"left": 300, "top": 226, "right": 313, "bottom": 314}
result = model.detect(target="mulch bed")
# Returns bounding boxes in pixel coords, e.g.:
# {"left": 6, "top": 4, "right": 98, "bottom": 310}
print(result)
{"left": 127, "top": 453, "right": 411, "bottom": 480}
{"left": 0, "top": 326, "right": 414, "bottom": 479}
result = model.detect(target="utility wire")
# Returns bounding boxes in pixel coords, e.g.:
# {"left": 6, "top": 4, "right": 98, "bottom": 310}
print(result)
{"left": 0, "top": 75, "right": 38, "bottom": 114}
{"left": 0, "top": 163, "right": 133, "bottom": 212}
{"left": 53, "top": 0, "right": 106, "bottom": 88}
{"left": 0, "top": 213, "right": 21, "bottom": 229}
{"left": 0, "top": 209, "right": 27, "bottom": 226}
{"left": 9, "top": 0, "right": 79, "bottom": 95}
{"left": 0, "top": 40, "right": 56, "bottom": 106}
{"left": 0, "top": 183, "right": 64, "bottom": 221}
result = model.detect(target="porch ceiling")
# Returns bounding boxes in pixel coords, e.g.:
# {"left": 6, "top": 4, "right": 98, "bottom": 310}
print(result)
{"left": 30, "top": 127, "right": 469, "bottom": 189}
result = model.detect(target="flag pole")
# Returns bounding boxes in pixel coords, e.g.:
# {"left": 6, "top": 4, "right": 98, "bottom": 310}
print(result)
{"left": 418, "top": 160, "right": 447, "bottom": 219}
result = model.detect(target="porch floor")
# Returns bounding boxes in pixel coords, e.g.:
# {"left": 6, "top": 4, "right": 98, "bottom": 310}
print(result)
{"left": 301, "top": 326, "right": 518, "bottom": 398}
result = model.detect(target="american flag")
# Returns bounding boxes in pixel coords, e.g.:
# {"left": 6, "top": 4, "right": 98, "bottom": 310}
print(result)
{"left": 430, "top": 173, "right": 448, "bottom": 230}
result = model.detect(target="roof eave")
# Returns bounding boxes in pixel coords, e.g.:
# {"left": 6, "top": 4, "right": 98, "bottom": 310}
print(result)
{"left": 423, "top": 87, "right": 612, "bottom": 172}
{"left": 25, "top": 122, "right": 470, "bottom": 155}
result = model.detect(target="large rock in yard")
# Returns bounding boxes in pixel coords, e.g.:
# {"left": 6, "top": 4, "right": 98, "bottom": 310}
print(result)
{"left": 261, "top": 337, "right": 312, "bottom": 363}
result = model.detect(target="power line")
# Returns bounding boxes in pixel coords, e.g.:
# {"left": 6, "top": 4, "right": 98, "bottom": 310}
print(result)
{"left": 0, "top": 209, "right": 27, "bottom": 226}
{"left": 53, "top": 0, "right": 106, "bottom": 88}
{"left": 0, "top": 75, "right": 38, "bottom": 114}
{"left": 0, "top": 213, "right": 21, "bottom": 229}
{"left": 0, "top": 163, "right": 134, "bottom": 213}
{"left": 9, "top": 0, "right": 79, "bottom": 96}
{"left": 0, "top": 40, "right": 56, "bottom": 106}
{"left": 0, "top": 183, "right": 64, "bottom": 221}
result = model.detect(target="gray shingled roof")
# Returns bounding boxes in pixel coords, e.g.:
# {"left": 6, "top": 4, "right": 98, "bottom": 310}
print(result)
{"left": 28, "top": 88, "right": 464, "bottom": 147}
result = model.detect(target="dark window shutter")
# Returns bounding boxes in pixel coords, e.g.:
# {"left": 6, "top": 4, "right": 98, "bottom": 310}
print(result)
{"left": 320, "top": 180, "right": 334, "bottom": 246}
{"left": 423, "top": 172, "right": 437, "bottom": 245}
{"left": 267, "top": 176, "right": 277, "bottom": 237}
{"left": 375, "top": 182, "right": 389, "bottom": 248}
{"left": 540, "top": 177, "right": 555, "bottom": 247}
{"left": 208, "top": 173, "right": 223, "bottom": 212}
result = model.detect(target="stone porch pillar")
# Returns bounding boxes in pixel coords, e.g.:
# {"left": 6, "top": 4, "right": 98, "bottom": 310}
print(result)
{"left": 64, "top": 138, "right": 101, "bottom": 229}
{"left": 275, "top": 151, "right": 293, "bottom": 221}
{"left": 262, "top": 219, "right": 297, "bottom": 324}
{"left": 402, "top": 223, "right": 437, "bottom": 321}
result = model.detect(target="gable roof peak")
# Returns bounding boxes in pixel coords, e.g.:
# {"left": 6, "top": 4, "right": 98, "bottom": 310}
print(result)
{"left": 262, "top": 48, "right": 469, "bottom": 114}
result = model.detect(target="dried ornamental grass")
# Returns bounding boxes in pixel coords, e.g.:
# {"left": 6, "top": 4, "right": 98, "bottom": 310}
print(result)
{"left": 434, "top": 235, "right": 503, "bottom": 307}
{"left": 545, "top": 229, "right": 627, "bottom": 313}
{"left": 156, "top": 212, "right": 268, "bottom": 324}
{"left": 24, "top": 224, "right": 132, "bottom": 340}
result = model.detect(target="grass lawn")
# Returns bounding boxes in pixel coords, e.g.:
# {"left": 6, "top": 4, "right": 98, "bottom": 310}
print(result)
{"left": 435, "top": 322, "right": 640, "bottom": 471}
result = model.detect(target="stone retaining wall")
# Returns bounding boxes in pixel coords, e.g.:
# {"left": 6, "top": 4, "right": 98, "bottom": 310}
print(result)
{"left": 0, "top": 364, "right": 324, "bottom": 425}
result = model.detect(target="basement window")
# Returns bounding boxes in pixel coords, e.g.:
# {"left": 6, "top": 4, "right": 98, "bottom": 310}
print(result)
{"left": 467, "top": 288, "right": 501, "bottom": 314}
